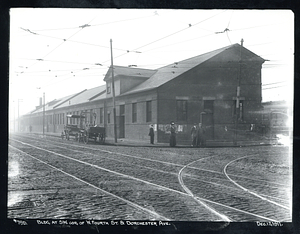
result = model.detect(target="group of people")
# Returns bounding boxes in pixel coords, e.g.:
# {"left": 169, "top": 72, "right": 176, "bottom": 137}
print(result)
{"left": 148, "top": 122, "right": 206, "bottom": 147}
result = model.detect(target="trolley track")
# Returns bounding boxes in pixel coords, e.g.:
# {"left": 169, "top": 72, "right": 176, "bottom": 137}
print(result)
{"left": 9, "top": 145, "right": 168, "bottom": 220}
{"left": 9, "top": 139, "right": 224, "bottom": 221}
{"left": 179, "top": 155, "right": 291, "bottom": 222}
{"left": 9, "top": 134, "right": 292, "bottom": 221}
{"left": 11, "top": 135, "right": 288, "bottom": 197}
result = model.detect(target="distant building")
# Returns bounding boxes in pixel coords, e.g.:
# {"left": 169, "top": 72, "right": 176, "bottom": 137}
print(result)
{"left": 20, "top": 43, "right": 266, "bottom": 144}
{"left": 261, "top": 100, "right": 292, "bottom": 136}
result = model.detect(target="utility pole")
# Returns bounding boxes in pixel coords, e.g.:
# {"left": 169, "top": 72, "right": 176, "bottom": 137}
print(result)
{"left": 13, "top": 100, "right": 15, "bottom": 132}
{"left": 18, "top": 99, "right": 23, "bottom": 132}
{"left": 110, "top": 39, "right": 117, "bottom": 143}
{"left": 43, "top": 92, "right": 45, "bottom": 136}
{"left": 234, "top": 38, "right": 243, "bottom": 145}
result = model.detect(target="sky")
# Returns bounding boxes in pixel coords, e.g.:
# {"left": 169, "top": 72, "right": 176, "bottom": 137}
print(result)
{"left": 9, "top": 9, "right": 294, "bottom": 119}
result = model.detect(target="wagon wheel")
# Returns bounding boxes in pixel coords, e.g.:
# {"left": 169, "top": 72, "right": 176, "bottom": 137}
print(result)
{"left": 83, "top": 131, "right": 89, "bottom": 144}
{"left": 99, "top": 133, "right": 105, "bottom": 144}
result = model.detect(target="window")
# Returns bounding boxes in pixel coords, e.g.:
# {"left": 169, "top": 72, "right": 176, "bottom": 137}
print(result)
{"left": 233, "top": 100, "right": 244, "bottom": 121}
{"left": 72, "top": 112, "right": 74, "bottom": 124}
{"left": 76, "top": 111, "right": 79, "bottom": 124}
{"left": 107, "top": 82, "right": 111, "bottom": 94}
{"left": 100, "top": 108, "right": 104, "bottom": 124}
{"left": 132, "top": 103, "right": 137, "bottom": 123}
{"left": 108, "top": 112, "right": 111, "bottom": 124}
{"left": 120, "top": 105, "right": 125, "bottom": 116}
{"left": 146, "top": 101, "right": 152, "bottom": 122}
{"left": 204, "top": 100, "right": 214, "bottom": 113}
{"left": 176, "top": 100, "right": 187, "bottom": 121}
{"left": 90, "top": 109, "right": 93, "bottom": 124}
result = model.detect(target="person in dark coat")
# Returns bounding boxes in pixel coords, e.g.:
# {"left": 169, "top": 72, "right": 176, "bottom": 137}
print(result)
{"left": 148, "top": 124, "right": 154, "bottom": 144}
{"left": 170, "top": 121, "right": 177, "bottom": 147}
{"left": 191, "top": 123, "right": 198, "bottom": 147}
{"left": 197, "top": 123, "right": 206, "bottom": 147}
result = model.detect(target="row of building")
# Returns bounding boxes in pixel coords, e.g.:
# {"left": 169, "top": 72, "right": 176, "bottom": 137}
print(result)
{"left": 17, "top": 43, "right": 291, "bottom": 144}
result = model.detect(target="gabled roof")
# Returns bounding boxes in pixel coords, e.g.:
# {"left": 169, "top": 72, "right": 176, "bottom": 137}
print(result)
{"left": 104, "top": 65, "right": 157, "bottom": 81}
{"left": 27, "top": 85, "right": 106, "bottom": 115}
{"left": 121, "top": 44, "right": 265, "bottom": 95}
{"left": 57, "top": 85, "right": 106, "bottom": 108}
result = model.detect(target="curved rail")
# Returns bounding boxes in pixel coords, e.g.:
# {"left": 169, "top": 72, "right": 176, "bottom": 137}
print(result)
{"left": 178, "top": 157, "right": 231, "bottom": 222}
{"left": 10, "top": 135, "right": 289, "bottom": 221}
{"left": 223, "top": 154, "right": 290, "bottom": 210}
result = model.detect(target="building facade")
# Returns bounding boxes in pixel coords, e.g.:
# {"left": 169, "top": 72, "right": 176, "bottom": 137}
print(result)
{"left": 20, "top": 44, "right": 266, "bottom": 144}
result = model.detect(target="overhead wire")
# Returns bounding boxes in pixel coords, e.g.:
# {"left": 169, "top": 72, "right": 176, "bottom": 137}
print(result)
{"left": 19, "top": 15, "right": 99, "bottom": 74}
{"left": 133, "top": 10, "right": 227, "bottom": 52}
{"left": 225, "top": 11, "right": 234, "bottom": 45}
{"left": 16, "top": 13, "right": 159, "bottom": 84}
{"left": 98, "top": 10, "right": 227, "bottom": 65}
{"left": 262, "top": 85, "right": 288, "bottom": 90}
{"left": 262, "top": 81, "right": 288, "bottom": 86}
{"left": 14, "top": 10, "right": 292, "bottom": 92}
{"left": 20, "top": 30, "right": 142, "bottom": 53}
{"left": 29, "top": 13, "right": 156, "bottom": 32}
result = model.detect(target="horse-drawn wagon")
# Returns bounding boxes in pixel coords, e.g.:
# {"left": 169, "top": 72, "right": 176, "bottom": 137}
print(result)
{"left": 61, "top": 111, "right": 105, "bottom": 144}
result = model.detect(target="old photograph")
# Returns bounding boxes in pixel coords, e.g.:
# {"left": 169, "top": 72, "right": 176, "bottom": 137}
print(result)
{"left": 8, "top": 8, "right": 293, "bottom": 226}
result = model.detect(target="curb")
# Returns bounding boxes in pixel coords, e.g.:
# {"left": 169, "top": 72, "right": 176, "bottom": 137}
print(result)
{"left": 29, "top": 132, "right": 278, "bottom": 148}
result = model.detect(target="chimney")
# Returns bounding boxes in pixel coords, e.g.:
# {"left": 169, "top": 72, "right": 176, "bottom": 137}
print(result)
{"left": 241, "top": 38, "right": 244, "bottom": 47}
{"left": 39, "top": 97, "right": 42, "bottom": 106}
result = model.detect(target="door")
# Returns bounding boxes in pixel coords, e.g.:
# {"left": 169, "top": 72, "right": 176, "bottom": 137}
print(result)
{"left": 119, "top": 116, "right": 125, "bottom": 138}
{"left": 119, "top": 105, "right": 125, "bottom": 138}
{"left": 201, "top": 100, "right": 215, "bottom": 140}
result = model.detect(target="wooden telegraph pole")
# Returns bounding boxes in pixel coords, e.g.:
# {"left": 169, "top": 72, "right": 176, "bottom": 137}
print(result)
{"left": 43, "top": 92, "right": 45, "bottom": 136}
{"left": 110, "top": 39, "right": 118, "bottom": 143}
{"left": 234, "top": 38, "right": 244, "bottom": 145}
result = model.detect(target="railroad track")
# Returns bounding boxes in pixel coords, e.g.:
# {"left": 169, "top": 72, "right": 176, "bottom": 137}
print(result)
{"left": 178, "top": 155, "right": 291, "bottom": 222}
{"left": 8, "top": 133, "right": 291, "bottom": 221}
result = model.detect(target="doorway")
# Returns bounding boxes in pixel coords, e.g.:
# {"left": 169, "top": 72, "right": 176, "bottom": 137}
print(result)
{"left": 119, "top": 105, "right": 125, "bottom": 138}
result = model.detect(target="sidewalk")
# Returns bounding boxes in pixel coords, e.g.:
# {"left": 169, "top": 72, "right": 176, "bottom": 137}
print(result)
{"left": 30, "top": 132, "right": 278, "bottom": 148}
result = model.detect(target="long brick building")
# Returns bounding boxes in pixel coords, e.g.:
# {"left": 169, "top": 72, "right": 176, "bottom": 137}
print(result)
{"left": 20, "top": 43, "right": 266, "bottom": 144}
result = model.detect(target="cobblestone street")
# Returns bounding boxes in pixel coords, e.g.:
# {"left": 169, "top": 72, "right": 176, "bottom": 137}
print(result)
{"left": 8, "top": 133, "right": 292, "bottom": 223}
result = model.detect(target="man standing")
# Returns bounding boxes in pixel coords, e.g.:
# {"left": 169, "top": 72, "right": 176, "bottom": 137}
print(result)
{"left": 191, "top": 123, "right": 197, "bottom": 147}
{"left": 197, "top": 123, "right": 206, "bottom": 147}
{"left": 148, "top": 124, "right": 154, "bottom": 144}
{"left": 170, "top": 121, "right": 177, "bottom": 147}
